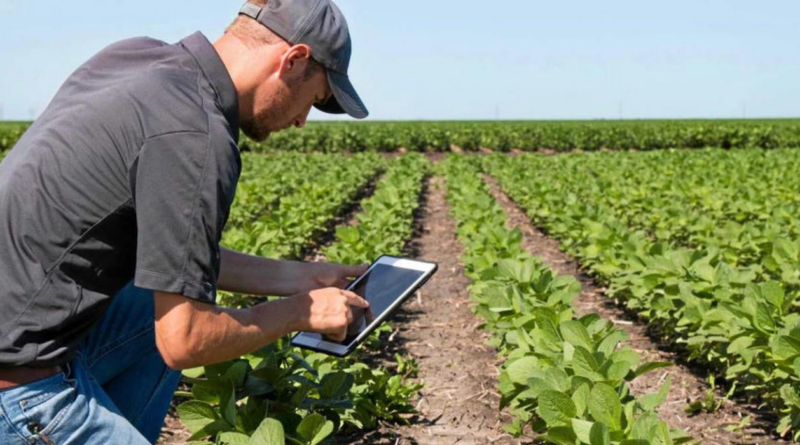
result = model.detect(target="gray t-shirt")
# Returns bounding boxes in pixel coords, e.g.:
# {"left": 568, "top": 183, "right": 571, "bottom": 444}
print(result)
{"left": 0, "top": 32, "right": 241, "bottom": 368}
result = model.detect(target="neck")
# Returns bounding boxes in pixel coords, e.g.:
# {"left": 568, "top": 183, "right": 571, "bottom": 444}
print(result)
{"left": 214, "top": 34, "right": 255, "bottom": 120}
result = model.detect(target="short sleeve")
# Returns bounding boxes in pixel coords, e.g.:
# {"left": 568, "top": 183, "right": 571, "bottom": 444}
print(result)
{"left": 131, "top": 131, "right": 240, "bottom": 303}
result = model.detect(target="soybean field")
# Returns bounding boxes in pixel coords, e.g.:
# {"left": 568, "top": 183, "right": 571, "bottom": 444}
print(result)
{"left": 3, "top": 120, "right": 800, "bottom": 445}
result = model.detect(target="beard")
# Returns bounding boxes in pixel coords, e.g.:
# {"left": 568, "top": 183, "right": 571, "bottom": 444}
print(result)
{"left": 240, "top": 81, "right": 298, "bottom": 142}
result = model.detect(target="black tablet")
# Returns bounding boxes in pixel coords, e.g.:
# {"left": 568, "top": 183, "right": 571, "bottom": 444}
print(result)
{"left": 291, "top": 255, "right": 438, "bottom": 357}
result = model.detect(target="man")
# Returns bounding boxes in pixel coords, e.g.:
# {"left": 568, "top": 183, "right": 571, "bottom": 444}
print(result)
{"left": 0, "top": 0, "right": 369, "bottom": 443}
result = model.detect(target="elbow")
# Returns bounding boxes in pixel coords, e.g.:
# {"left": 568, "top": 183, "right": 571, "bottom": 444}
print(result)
{"left": 154, "top": 290, "right": 206, "bottom": 370}
{"left": 155, "top": 326, "right": 199, "bottom": 370}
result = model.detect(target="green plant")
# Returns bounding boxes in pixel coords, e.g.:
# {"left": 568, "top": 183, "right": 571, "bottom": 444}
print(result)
{"left": 439, "top": 155, "right": 689, "bottom": 444}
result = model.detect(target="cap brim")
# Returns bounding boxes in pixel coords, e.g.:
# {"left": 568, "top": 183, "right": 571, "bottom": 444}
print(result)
{"left": 314, "top": 70, "right": 369, "bottom": 119}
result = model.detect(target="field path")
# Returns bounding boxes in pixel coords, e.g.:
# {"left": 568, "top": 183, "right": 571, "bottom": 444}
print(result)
{"left": 483, "top": 173, "right": 789, "bottom": 445}
{"left": 339, "top": 174, "right": 520, "bottom": 445}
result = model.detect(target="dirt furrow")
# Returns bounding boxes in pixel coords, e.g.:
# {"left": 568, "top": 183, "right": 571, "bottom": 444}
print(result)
{"left": 340, "top": 175, "right": 520, "bottom": 445}
{"left": 482, "top": 173, "right": 788, "bottom": 445}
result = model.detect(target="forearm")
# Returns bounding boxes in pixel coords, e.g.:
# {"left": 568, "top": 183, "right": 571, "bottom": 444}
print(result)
{"left": 218, "top": 247, "right": 304, "bottom": 296}
{"left": 155, "top": 292, "right": 301, "bottom": 369}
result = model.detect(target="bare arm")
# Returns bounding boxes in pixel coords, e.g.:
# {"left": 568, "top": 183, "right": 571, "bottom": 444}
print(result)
{"left": 154, "top": 287, "right": 369, "bottom": 370}
{"left": 217, "top": 247, "right": 301, "bottom": 296}
{"left": 217, "top": 246, "right": 366, "bottom": 296}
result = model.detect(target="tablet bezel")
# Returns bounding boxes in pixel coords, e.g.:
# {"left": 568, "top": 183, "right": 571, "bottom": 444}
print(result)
{"left": 291, "top": 255, "right": 437, "bottom": 357}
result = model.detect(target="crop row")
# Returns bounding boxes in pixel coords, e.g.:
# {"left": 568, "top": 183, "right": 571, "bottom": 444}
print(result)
{"left": 439, "top": 155, "right": 688, "bottom": 445}
{"left": 322, "top": 153, "right": 430, "bottom": 265}
{"left": 4, "top": 120, "right": 800, "bottom": 154}
{"left": 176, "top": 154, "right": 429, "bottom": 444}
{"left": 482, "top": 151, "right": 800, "bottom": 439}
{"left": 228, "top": 153, "right": 336, "bottom": 229}
{"left": 221, "top": 152, "right": 384, "bottom": 263}
{"left": 507, "top": 149, "right": 800, "bottom": 274}
{"left": 243, "top": 120, "right": 800, "bottom": 152}
{"left": 0, "top": 125, "right": 26, "bottom": 151}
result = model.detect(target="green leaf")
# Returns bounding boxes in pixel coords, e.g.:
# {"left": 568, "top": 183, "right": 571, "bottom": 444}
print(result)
{"left": 589, "top": 383, "right": 622, "bottom": 430}
{"left": 192, "top": 380, "right": 222, "bottom": 404}
{"left": 220, "top": 382, "right": 237, "bottom": 428}
{"left": 248, "top": 418, "right": 286, "bottom": 445}
{"left": 572, "top": 418, "right": 594, "bottom": 443}
{"left": 774, "top": 237, "right": 799, "bottom": 262}
{"left": 572, "top": 383, "right": 591, "bottom": 417}
{"left": 296, "top": 413, "right": 334, "bottom": 445}
{"left": 223, "top": 361, "right": 249, "bottom": 387}
{"left": 632, "top": 361, "right": 672, "bottom": 378}
{"left": 542, "top": 426, "right": 578, "bottom": 445}
{"left": 176, "top": 400, "right": 220, "bottom": 434}
{"left": 692, "top": 261, "right": 715, "bottom": 283}
{"left": 653, "top": 421, "right": 673, "bottom": 445}
{"left": 631, "top": 412, "right": 660, "bottom": 440}
{"left": 537, "top": 390, "right": 577, "bottom": 427}
{"left": 780, "top": 385, "right": 800, "bottom": 408}
{"left": 497, "top": 259, "right": 531, "bottom": 283}
{"left": 572, "top": 346, "right": 603, "bottom": 381}
{"left": 597, "top": 330, "right": 627, "bottom": 357}
{"left": 639, "top": 376, "right": 671, "bottom": 411}
{"left": 319, "top": 372, "right": 354, "bottom": 400}
{"left": 772, "top": 335, "right": 800, "bottom": 361}
{"left": 605, "top": 361, "right": 633, "bottom": 382}
{"left": 182, "top": 366, "right": 205, "bottom": 379}
{"left": 753, "top": 303, "right": 776, "bottom": 334}
{"left": 761, "top": 281, "right": 785, "bottom": 310}
{"left": 506, "top": 356, "right": 537, "bottom": 385}
{"left": 218, "top": 431, "right": 251, "bottom": 445}
{"left": 544, "top": 367, "right": 571, "bottom": 393}
{"left": 561, "top": 320, "right": 594, "bottom": 351}
{"left": 335, "top": 226, "right": 360, "bottom": 244}
{"left": 590, "top": 422, "right": 611, "bottom": 445}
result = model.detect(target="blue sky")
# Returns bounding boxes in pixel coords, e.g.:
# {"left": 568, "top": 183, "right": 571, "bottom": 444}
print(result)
{"left": 0, "top": 0, "right": 798, "bottom": 121}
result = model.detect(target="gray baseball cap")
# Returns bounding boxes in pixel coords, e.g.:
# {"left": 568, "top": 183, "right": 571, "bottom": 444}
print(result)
{"left": 239, "top": 0, "right": 369, "bottom": 119}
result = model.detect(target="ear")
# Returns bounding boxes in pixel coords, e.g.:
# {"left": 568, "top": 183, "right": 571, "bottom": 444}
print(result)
{"left": 277, "top": 44, "right": 313, "bottom": 80}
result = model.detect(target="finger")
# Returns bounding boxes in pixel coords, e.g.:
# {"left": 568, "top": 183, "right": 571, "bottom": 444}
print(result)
{"left": 342, "top": 262, "right": 369, "bottom": 278}
{"left": 341, "top": 290, "right": 369, "bottom": 308}
{"left": 333, "top": 328, "right": 347, "bottom": 342}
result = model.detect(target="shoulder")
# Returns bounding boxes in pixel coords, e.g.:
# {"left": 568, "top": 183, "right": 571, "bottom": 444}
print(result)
{"left": 129, "top": 64, "right": 210, "bottom": 138}
{"left": 136, "top": 69, "right": 208, "bottom": 133}
{"left": 99, "top": 36, "right": 169, "bottom": 54}
{"left": 63, "top": 35, "right": 238, "bottom": 145}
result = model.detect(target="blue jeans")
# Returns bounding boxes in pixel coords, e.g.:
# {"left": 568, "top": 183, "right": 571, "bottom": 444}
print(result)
{"left": 0, "top": 282, "right": 181, "bottom": 444}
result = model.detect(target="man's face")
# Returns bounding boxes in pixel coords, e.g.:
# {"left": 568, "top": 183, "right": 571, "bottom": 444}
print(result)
{"left": 241, "top": 59, "right": 331, "bottom": 142}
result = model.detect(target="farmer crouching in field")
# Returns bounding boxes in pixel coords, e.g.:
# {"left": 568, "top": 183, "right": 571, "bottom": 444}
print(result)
{"left": 0, "top": 1, "right": 370, "bottom": 443}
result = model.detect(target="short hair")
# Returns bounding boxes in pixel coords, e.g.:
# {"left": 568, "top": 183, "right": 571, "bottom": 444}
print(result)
{"left": 226, "top": 0, "right": 324, "bottom": 80}
{"left": 226, "top": 0, "right": 286, "bottom": 48}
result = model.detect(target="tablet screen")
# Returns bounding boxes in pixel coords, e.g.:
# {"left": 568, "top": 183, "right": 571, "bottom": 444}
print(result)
{"left": 332, "top": 264, "right": 424, "bottom": 345}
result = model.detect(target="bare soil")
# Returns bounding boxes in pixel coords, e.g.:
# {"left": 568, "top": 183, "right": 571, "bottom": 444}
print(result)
{"left": 335, "top": 175, "right": 521, "bottom": 445}
{"left": 482, "top": 173, "right": 790, "bottom": 445}
{"left": 159, "top": 413, "right": 192, "bottom": 444}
